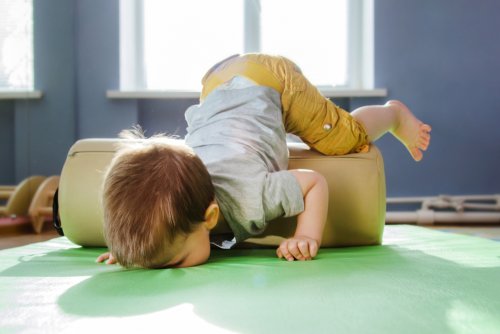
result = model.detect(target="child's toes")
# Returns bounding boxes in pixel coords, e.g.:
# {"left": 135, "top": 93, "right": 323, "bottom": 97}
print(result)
{"left": 409, "top": 147, "right": 423, "bottom": 161}
{"left": 418, "top": 137, "right": 429, "bottom": 150}
{"left": 421, "top": 124, "right": 432, "bottom": 133}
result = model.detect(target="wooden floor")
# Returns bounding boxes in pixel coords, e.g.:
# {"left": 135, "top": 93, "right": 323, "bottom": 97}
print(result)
{"left": 1, "top": 222, "right": 500, "bottom": 251}
{"left": 0, "top": 222, "right": 60, "bottom": 250}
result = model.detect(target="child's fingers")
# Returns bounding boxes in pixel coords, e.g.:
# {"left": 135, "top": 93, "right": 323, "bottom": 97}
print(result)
{"left": 297, "top": 240, "right": 311, "bottom": 260}
{"left": 106, "top": 253, "right": 117, "bottom": 264}
{"left": 308, "top": 240, "right": 319, "bottom": 258}
{"left": 278, "top": 238, "right": 320, "bottom": 261}
{"left": 96, "top": 252, "right": 117, "bottom": 265}
{"left": 276, "top": 248, "right": 283, "bottom": 259}
{"left": 278, "top": 241, "right": 295, "bottom": 261}
{"left": 96, "top": 253, "right": 109, "bottom": 263}
{"left": 287, "top": 240, "right": 303, "bottom": 260}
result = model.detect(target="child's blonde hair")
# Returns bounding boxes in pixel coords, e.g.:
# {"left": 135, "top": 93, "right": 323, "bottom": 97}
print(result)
{"left": 102, "top": 128, "right": 214, "bottom": 268}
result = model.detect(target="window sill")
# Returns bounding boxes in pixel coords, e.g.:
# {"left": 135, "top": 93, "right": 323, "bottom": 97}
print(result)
{"left": 0, "top": 90, "right": 43, "bottom": 100}
{"left": 106, "top": 88, "right": 388, "bottom": 100}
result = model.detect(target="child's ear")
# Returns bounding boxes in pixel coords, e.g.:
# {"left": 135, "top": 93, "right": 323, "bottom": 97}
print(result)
{"left": 203, "top": 202, "right": 219, "bottom": 230}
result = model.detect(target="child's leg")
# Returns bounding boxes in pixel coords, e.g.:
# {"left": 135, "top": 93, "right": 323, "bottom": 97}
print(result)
{"left": 244, "top": 54, "right": 370, "bottom": 155}
{"left": 252, "top": 55, "right": 432, "bottom": 160}
{"left": 351, "top": 100, "right": 432, "bottom": 161}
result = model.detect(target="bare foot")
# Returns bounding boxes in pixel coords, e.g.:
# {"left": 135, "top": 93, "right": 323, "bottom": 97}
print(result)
{"left": 387, "top": 100, "right": 432, "bottom": 161}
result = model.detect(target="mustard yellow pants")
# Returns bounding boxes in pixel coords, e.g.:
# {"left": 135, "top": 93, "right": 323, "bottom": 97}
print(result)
{"left": 201, "top": 54, "right": 369, "bottom": 155}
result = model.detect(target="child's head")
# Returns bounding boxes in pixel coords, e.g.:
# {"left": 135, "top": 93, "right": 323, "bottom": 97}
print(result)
{"left": 102, "top": 129, "right": 219, "bottom": 268}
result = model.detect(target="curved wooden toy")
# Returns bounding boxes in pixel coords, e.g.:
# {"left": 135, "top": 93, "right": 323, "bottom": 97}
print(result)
{"left": 29, "top": 176, "right": 60, "bottom": 233}
{"left": 0, "top": 176, "right": 47, "bottom": 218}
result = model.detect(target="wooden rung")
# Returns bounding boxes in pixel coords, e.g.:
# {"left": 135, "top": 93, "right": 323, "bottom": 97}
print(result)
{"left": 0, "top": 190, "right": 13, "bottom": 199}
{"left": 37, "top": 207, "right": 53, "bottom": 216}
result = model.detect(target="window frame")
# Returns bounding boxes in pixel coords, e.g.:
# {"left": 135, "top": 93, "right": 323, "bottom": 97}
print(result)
{"left": 0, "top": 0, "right": 38, "bottom": 97}
{"left": 113, "top": 0, "right": 386, "bottom": 99}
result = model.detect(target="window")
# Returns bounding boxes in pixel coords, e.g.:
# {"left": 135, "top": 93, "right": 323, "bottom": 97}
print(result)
{"left": 0, "top": 0, "right": 34, "bottom": 90}
{"left": 120, "top": 0, "right": 373, "bottom": 93}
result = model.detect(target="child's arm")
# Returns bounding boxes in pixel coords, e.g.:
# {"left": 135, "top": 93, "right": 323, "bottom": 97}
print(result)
{"left": 96, "top": 252, "right": 117, "bottom": 265}
{"left": 277, "top": 169, "right": 328, "bottom": 261}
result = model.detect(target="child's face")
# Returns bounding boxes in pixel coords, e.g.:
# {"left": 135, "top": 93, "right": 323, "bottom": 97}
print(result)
{"left": 162, "top": 225, "right": 211, "bottom": 268}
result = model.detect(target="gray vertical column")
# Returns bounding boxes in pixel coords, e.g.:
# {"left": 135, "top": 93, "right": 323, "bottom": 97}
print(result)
{"left": 244, "top": 0, "right": 261, "bottom": 53}
{"left": 76, "top": 0, "right": 138, "bottom": 139}
{"left": 14, "top": 0, "right": 77, "bottom": 182}
{"left": 0, "top": 101, "right": 15, "bottom": 183}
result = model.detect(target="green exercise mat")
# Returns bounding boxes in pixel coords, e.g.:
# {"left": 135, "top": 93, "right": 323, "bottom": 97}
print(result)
{"left": 1, "top": 225, "right": 500, "bottom": 333}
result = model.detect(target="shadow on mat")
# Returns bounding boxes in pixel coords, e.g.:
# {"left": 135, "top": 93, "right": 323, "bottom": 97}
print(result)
{"left": 0, "top": 247, "right": 111, "bottom": 277}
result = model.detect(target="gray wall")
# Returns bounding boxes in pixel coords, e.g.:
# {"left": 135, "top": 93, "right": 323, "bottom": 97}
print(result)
{"left": 1, "top": 0, "right": 499, "bottom": 197}
{"left": 372, "top": 0, "right": 500, "bottom": 196}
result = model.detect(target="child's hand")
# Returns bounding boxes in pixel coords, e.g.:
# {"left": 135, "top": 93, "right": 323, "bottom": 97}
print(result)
{"left": 276, "top": 236, "right": 319, "bottom": 261}
{"left": 96, "top": 252, "right": 117, "bottom": 265}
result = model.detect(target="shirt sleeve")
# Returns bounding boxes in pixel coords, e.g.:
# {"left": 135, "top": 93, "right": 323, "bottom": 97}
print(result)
{"left": 262, "top": 170, "right": 305, "bottom": 222}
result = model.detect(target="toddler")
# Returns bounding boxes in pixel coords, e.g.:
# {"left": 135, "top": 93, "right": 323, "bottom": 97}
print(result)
{"left": 97, "top": 54, "right": 431, "bottom": 268}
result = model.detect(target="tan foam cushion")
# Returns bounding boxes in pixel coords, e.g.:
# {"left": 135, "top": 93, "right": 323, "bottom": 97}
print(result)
{"left": 59, "top": 139, "right": 386, "bottom": 247}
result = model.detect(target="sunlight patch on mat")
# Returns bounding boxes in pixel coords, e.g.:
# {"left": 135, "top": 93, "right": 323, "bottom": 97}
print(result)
{"left": 61, "top": 303, "right": 236, "bottom": 334}
{"left": 384, "top": 226, "right": 500, "bottom": 268}
{"left": 0, "top": 276, "right": 89, "bottom": 331}
{"left": 446, "top": 300, "right": 500, "bottom": 334}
